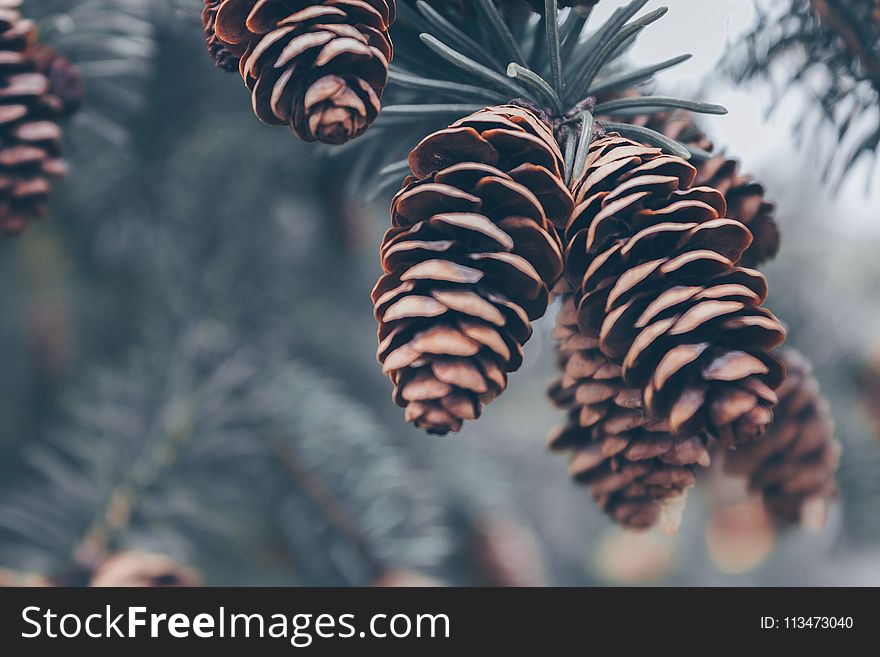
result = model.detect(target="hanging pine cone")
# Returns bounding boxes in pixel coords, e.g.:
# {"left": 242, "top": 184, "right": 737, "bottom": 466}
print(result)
{"left": 202, "top": 0, "right": 241, "bottom": 72}
{"left": 212, "top": 0, "right": 395, "bottom": 145}
{"left": 548, "top": 296, "right": 711, "bottom": 529}
{"left": 373, "top": 104, "right": 573, "bottom": 434}
{"left": 0, "top": 3, "right": 74, "bottom": 236}
{"left": 564, "top": 134, "right": 787, "bottom": 447}
{"left": 723, "top": 349, "right": 840, "bottom": 527}
{"left": 643, "top": 111, "right": 780, "bottom": 268}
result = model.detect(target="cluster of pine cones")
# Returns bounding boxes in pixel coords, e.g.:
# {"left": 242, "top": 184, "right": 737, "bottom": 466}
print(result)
{"left": 198, "top": 1, "right": 841, "bottom": 532}
{"left": 375, "top": 99, "right": 841, "bottom": 530}
{"left": 0, "top": 0, "right": 83, "bottom": 236}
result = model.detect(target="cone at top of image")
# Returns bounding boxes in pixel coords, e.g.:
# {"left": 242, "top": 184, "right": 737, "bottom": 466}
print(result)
{"left": 548, "top": 295, "right": 712, "bottom": 531}
{"left": 562, "top": 133, "right": 787, "bottom": 448}
{"left": 373, "top": 104, "right": 572, "bottom": 435}
{"left": 0, "top": 1, "right": 81, "bottom": 236}
{"left": 208, "top": 0, "right": 395, "bottom": 145}
{"left": 724, "top": 349, "right": 841, "bottom": 529}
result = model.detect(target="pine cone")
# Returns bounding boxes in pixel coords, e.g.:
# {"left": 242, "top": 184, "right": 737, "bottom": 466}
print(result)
{"left": 646, "top": 112, "right": 780, "bottom": 268}
{"left": 202, "top": 0, "right": 241, "bottom": 72}
{"left": 724, "top": 349, "right": 840, "bottom": 527}
{"left": 0, "top": 4, "right": 72, "bottom": 236}
{"left": 31, "top": 46, "right": 85, "bottom": 119}
{"left": 373, "top": 104, "right": 573, "bottom": 435}
{"left": 212, "top": 0, "right": 395, "bottom": 144}
{"left": 89, "top": 552, "right": 200, "bottom": 587}
{"left": 564, "top": 134, "right": 787, "bottom": 447}
{"left": 548, "top": 296, "right": 711, "bottom": 529}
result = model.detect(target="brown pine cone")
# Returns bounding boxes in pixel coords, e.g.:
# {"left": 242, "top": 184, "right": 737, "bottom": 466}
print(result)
{"left": 89, "top": 551, "right": 201, "bottom": 587}
{"left": 724, "top": 349, "right": 840, "bottom": 527}
{"left": 0, "top": 4, "right": 72, "bottom": 236}
{"left": 564, "top": 134, "right": 787, "bottom": 447}
{"left": 201, "top": 0, "right": 241, "bottom": 72}
{"left": 548, "top": 296, "right": 711, "bottom": 529}
{"left": 373, "top": 104, "right": 573, "bottom": 435}
{"left": 646, "top": 112, "right": 780, "bottom": 268}
{"left": 213, "top": 0, "right": 395, "bottom": 145}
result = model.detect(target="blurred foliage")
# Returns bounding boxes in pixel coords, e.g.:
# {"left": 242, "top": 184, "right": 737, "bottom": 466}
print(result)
{"left": 0, "top": 0, "right": 878, "bottom": 586}
{"left": 725, "top": 0, "right": 880, "bottom": 188}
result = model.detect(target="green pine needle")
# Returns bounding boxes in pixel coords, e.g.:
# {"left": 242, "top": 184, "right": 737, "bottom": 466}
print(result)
{"left": 602, "top": 121, "right": 692, "bottom": 160}
{"left": 419, "top": 33, "right": 527, "bottom": 99}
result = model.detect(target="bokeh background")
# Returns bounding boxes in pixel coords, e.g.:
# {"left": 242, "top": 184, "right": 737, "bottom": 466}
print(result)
{"left": 1, "top": 0, "right": 878, "bottom": 586}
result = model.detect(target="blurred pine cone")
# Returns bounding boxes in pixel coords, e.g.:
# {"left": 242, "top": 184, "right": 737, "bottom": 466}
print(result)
{"left": 31, "top": 46, "right": 85, "bottom": 119}
{"left": 89, "top": 552, "right": 200, "bottom": 587}
{"left": 724, "top": 349, "right": 840, "bottom": 528}
{"left": 0, "top": 3, "right": 75, "bottom": 236}
{"left": 548, "top": 296, "right": 711, "bottom": 529}
{"left": 201, "top": 0, "right": 240, "bottom": 72}
{"left": 212, "top": 0, "right": 395, "bottom": 144}
{"left": 374, "top": 104, "right": 573, "bottom": 435}
{"left": 645, "top": 112, "right": 780, "bottom": 268}
{"left": 564, "top": 134, "right": 786, "bottom": 447}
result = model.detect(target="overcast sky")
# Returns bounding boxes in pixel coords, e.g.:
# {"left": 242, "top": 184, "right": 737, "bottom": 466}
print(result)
{"left": 596, "top": 0, "right": 879, "bottom": 234}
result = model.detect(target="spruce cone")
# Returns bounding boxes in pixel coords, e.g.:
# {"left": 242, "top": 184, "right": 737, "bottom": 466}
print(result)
{"left": 564, "top": 135, "right": 787, "bottom": 447}
{"left": 548, "top": 296, "right": 711, "bottom": 529}
{"left": 213, "top": 0, "right": 395, "bottom": 145}
{"left": 645, "top": 112, "right": 780, "bottom": 268}
{"left": 0, "top": 3, "right": 72, "bottom": 236}
{"left": 202, "top": 0, "right": 241, "bottom": 72}
{"left": 373, "top": 104, "right": 573, "bottom": 435}
{"left": 724, "top": 349, "right": 840, "bottom": 527}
